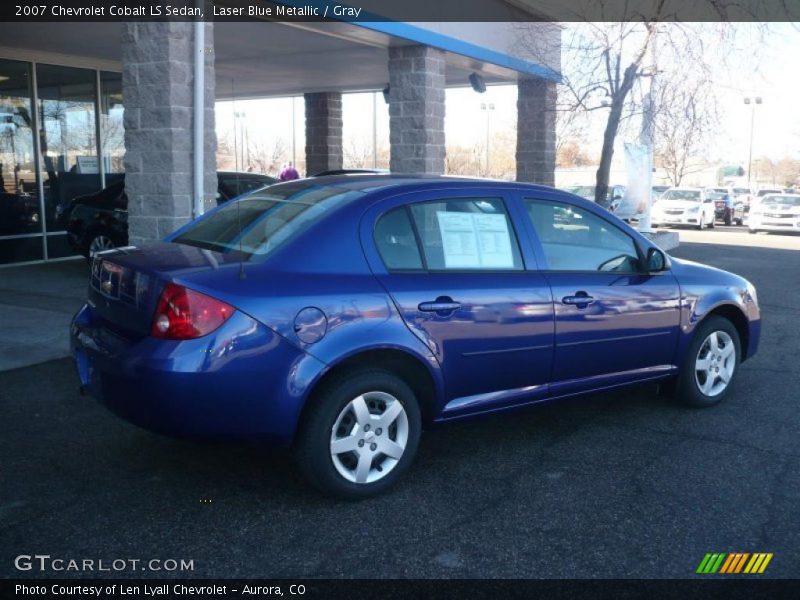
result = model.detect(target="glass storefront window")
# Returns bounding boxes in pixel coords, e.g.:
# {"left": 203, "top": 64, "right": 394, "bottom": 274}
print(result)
{"left": 0, "top": 59, "right": 124, "bottom": 266}
{"left": 35, "top": 63, "right": 101, "bottom": 258}
{"left": 100, "top": 71, "right": 124, "bottom": 177}
{"left": 0, "top": 58, "right": 41, "bottom": 264}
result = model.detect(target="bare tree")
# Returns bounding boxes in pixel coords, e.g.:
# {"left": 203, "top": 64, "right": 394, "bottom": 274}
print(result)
{"left": 518, "top": 8, "right": 770, "bottom": 206}
{"left": 654, "top": 75, "right": 718, "bottom": 186}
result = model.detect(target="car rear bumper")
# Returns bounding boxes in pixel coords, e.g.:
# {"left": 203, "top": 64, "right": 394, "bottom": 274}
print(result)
{"left": 70, "top": 303, "right": 324, "bottom": 444}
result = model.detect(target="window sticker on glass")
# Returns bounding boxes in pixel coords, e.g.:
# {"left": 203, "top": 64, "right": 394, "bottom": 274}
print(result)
{"left": 436, "top": 211, "right": 514, "bottom": 269}
{"left": 474, "top": 213, "right": 514, "bottom": 268}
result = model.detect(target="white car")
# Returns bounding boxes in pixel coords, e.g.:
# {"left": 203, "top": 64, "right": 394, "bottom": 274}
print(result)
{"left": 748, "top": 194, "right": 800, "bottom": 234}
{"left": 651, "top": 188, "right": 716, "bottom": 230}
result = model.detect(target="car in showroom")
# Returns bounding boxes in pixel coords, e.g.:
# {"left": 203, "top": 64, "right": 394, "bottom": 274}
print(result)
{"left": 65, "top": 171, "right": 276, "bottom": 257}
{"left": 71, "top": 175, "right": 760, "bottom": 498}
{"left": 651, "top": 187, "right": 716, "bottom": 229}
{"left": 748, "top": 193, "right": 800, "bottom": 234}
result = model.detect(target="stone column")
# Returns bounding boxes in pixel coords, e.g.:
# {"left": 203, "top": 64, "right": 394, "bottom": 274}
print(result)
{"left": 516, "top": 77, "right": 556, "bottom": 186}
{"left": 388, "top": 45, "right": 446, "bottom": 174}
{"left": 304, "top": 92, "right": 343, "bottom": 176}
{"left": 121, "top": 22, "right": 216, "bottom": 246}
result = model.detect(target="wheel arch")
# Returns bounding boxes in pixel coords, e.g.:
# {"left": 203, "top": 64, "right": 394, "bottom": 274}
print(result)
{"left": 298, "top": 346, "right": 443, "bottom": 431}
{"left": 700, "top": 303, "right": 750, "bottom": 362}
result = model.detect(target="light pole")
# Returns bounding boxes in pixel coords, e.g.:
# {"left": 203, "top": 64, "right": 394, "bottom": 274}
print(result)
{"left": 480, "top": 102, "right": 494, "bottom": 175}
{"left": 744, "top": 96, "right": 762, "bottom": 190}
{"left": 233, "top": 111, "right": 250, "bottom": 170}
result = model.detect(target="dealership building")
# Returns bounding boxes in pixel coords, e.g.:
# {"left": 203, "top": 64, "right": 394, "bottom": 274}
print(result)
{"left": 0, "top": 3, "right": 560, "bottom": 266}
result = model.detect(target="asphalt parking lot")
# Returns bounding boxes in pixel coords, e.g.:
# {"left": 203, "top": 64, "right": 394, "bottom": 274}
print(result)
{"left": 1, "top": 226, "right": 799, "bottom": 579}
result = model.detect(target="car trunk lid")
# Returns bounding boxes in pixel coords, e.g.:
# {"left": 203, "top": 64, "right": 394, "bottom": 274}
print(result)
{"left": 87, "top": 242, "right": 245, "bottom": 340}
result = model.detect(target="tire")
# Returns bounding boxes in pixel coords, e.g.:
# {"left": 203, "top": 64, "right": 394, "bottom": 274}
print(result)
{"left": 708, "top": 216, "right": 715, "bottom": 229}
{"left": 294, "top": 369, "right": 422, "bottom": 499}
{"left": 749, "top": 228, "right": 758, "bottom": 234}
{"left": 672, "top": 316, "right": 741, "bottom": 408}
{"left": 724, "top": 215, "right": 731, "bottom": 226}
{"left": 696, "top": 214, "right": 705, "bottom": 230}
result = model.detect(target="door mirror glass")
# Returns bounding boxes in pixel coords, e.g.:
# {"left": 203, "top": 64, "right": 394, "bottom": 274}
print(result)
{"left": 646, "top": 247, "right": 667, "bottom": 272}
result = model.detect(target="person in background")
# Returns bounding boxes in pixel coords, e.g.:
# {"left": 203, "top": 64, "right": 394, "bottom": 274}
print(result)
{"left": 279, "top": 162, "right": 300, "bottom": 181}
{"left": 723, "top": 190, "right": 735, "bottom": 225}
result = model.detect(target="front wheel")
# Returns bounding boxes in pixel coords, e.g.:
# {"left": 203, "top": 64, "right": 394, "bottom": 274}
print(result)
{"left": 294, "top": 370, "right": 422, "bottom": 499}
{"left": 673, "top": 316, "right": 740, "bottom": 408}
{"left": 696, "top": 214, "right": 705, "bottom": 230}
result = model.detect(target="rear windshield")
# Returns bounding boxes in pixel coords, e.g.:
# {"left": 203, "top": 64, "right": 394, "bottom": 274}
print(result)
{"left": 173, "top": 184, "right": 363, "bottom": 257}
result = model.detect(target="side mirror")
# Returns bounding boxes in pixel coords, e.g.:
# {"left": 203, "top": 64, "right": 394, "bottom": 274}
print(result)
{"left": 646, "top": 247, "right": 667, "bottom": 272}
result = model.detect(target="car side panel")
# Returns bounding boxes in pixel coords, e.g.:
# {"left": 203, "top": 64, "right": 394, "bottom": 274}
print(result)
{"left": 669, "top": 258, "right": 761, "bottom": 362}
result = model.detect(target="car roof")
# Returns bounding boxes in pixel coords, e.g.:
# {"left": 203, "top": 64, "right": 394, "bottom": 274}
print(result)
{"left": 257, "top": 173, "right": 562, "bottom": 198}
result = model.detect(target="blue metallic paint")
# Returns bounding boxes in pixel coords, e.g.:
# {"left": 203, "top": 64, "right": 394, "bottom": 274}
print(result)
{"left": 71, "top": 177, "right": 760, "bottom": 444}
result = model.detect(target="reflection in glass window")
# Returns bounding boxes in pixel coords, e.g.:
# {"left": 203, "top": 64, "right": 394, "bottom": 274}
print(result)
{"left": 526, "top": 200, "right": 641, "bottom": 272}
{"left": 409, "top": 198, "right": 522, "bottom": 270}
{"left": 36, "top": 63, "right": 101, "bottom": 235}
{"left": 100, "top": 71, "right": 124, "bottom": 175}
{"left": 0, "top": 58, "right": 41, "bottom": 245}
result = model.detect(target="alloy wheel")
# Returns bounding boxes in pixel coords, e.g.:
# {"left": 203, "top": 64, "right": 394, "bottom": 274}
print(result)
{"left": 329, "top": 391, "right": 409, "bottom": 484}
{"left": 89, "top": 234, "right": 115, "bottom": 257}
{"left": 694, "top": 331, "right": 736, "bottom": 397}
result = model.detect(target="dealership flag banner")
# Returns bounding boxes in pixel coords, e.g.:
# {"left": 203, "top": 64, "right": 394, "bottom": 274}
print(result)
{"left": 618, "top": 143, "right": 650, "bottom": 220}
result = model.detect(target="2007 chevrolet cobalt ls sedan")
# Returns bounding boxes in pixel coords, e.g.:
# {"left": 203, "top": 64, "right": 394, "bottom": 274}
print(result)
{"left": 71, "top": 176, "right": 760, "bottom": 498}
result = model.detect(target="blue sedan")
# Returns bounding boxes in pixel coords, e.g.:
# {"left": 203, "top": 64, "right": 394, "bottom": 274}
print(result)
{"left": 71, "top": 176, "right": 761, "bottom": 498}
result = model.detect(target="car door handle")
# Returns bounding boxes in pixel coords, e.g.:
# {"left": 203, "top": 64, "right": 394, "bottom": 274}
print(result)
{"left": 562, "top": 293, "right": 595, "bottom": 308}
{"left": 418, "top": 300, "right": 461, "bottom": 313}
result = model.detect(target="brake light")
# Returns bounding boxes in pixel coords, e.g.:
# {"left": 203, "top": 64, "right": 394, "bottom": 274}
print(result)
{"left": 151, "top": 282, "right": 234, "bottom": 340}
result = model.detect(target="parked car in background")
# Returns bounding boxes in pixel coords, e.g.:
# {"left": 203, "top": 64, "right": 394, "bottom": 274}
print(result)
{"left": 565, "top": 184, "right": 625, "bottom": 212}
{"left": 71, "top": 175, "right": 760, "bottom": 498}
{"left": 0, "top": 190, "right": 40, "bottom": 235}
{"left": 757, "top": 188, "right": 785, "bottom": 198}
{"left": 708, "top": 191, "right": 745, "bottom": 226}
{"left": 651, "top": 187, "right": 715, "bottom": 229}
{"left": 66, "top": 172, "right": 276, "bottom": 257}
{"left": 748, "top": 193, "right": 800, "bottom": 234}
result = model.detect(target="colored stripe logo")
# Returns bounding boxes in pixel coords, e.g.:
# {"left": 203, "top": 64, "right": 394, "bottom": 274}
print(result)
{"left": 696, "top": 552, "right": 773, "bottom": 574}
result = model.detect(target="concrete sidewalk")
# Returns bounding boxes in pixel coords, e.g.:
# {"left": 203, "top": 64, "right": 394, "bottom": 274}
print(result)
{"left": 0, "top": 259, "right": 89, "bottom": 371}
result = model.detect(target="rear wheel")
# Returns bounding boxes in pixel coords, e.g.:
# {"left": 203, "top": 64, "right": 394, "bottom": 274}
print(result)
{"left": 673, "top": 316, "right": 740, "bottom": 408}
{"left": 295, "top": 370, "right": 421, "bottom": 499}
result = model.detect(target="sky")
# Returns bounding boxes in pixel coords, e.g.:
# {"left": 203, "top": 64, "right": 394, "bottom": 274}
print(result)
{"left": 215, "top": 22, "right": 800, "bottom": 174}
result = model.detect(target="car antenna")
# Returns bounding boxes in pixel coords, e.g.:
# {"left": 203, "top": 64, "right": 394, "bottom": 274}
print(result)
{"left": 231, "top": 78, "right": 246, "bottom": 280}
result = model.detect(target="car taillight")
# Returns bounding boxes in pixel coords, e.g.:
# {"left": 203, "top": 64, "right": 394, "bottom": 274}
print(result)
{"left": 151, "top": 282, "right": 234, "bottom": 340}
